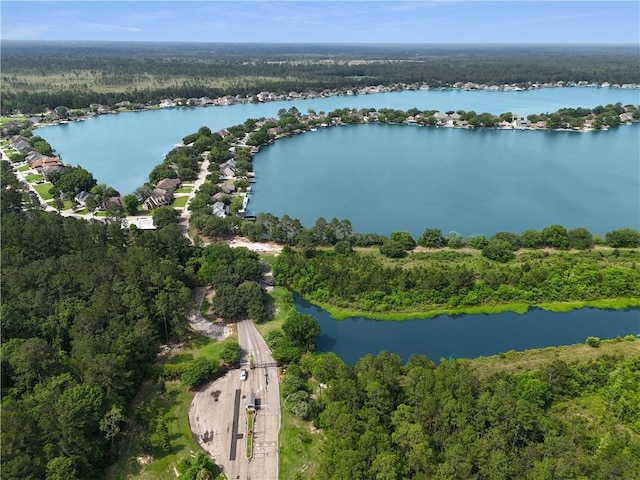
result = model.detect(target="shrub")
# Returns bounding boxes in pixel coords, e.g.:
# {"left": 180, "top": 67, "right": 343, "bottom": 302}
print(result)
{"left": 379, "top": 240, "right": 407, "bottom": 258}
{"left": 181, "top": 358, "right": 218, "bottom": 388}
{"left": 482, "top": 239, "right": 515, "bottom": 262}
{"left": 586, "top": 336, "right": 600, "bottom": 348}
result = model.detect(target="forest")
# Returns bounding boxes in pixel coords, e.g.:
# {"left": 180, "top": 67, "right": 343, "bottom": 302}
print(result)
{"left": 2, "top": 41, "right": 639, "bottom": 113}
{"left": 294, "top": 349, "right": 640, "bottom": 479}
{"left": 0, "top": 163, "right": 271, "bottom": 479}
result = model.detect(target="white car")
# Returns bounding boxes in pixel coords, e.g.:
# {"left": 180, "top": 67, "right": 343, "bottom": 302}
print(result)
{"left": 240, "top": 369, "right": 248, "bottom": 381}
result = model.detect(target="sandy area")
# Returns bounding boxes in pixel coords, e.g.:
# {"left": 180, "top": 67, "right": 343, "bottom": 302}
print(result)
{"left": 228, "top": 237, "right": 283, "bottom": 254}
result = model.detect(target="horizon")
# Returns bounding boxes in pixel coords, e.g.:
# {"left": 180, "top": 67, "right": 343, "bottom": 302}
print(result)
{"left": 2, "top": 1, "right": 639, "bottom": 44}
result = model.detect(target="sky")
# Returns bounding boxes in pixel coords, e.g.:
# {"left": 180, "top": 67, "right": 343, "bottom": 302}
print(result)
{"left": 2, "top": 1, "right": 639, "bottom": 44}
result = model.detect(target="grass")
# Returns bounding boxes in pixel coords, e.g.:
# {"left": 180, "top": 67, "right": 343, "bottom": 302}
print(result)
{"left": 279, "top": 403, "right": 323, "bottom": 479}
{"left": 466, "top": 336, "right": 640, "bottom": 379}
{"left": 17, "top": 164, "right": 30, "bottom": 172}
{"left": 33, "top": 182, "right": 54, "bottom": 200}
{"left": 74, "top": 208, "right": 88, "bottom": 215}
{"left": 25, "top": 173, "right": 44, "bottom": 183}
{"left": 172, "top": 196, "right": 189, "bottom": 208}
{"left": 246, "top": 409, "right": 255, "bottom": 458}
{"left": 174, "top": 186, "right": 193, "bottom": 194}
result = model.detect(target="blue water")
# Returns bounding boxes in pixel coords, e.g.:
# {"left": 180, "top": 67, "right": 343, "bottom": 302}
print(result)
{"left": 38, "top": 87, "right": 640, "bottom": 195}
{"left": 294, "top": 294, "right": 640, "bottom": 364}
{"left": 250, "top": 122, "right": 640, "bottom": 237}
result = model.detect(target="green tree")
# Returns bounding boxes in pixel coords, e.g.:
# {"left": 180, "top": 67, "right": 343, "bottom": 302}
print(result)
{"left": 541, "top": 224, "right": 569, "bottom": 249}
{"left": 123, "top": 194, "right": 140, "bottom": 215}
{"left": 418, "top": 228, "right": 445, "bottom": 248}
{"left": 152, "top": 205, "right": 180, "bottom": 229}
{"left": 390, "top": 231, "right": 416, "bottom": 250}
{"left": 605, "top": 228, "right": 640, "bottom": 248}
{"left": 567, "top": 227, "right": 593, "bottom": 250}
{"left": 220, "top": 341, "right": 241, "bottom": 365}
{"left": 482, "top": 239, "right": 515, "bottom": 262}
{"left": 380, "top": 240, "right": 407, "bottom": 258}
{"left": 283, "top": 312, "right": 321, "bottom": 351}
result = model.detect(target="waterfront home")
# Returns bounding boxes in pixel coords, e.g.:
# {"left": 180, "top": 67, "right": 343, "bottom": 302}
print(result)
{"left": 142, "top": 189, "right": 172, "bottom": 210}
{"left": 220, "top": 159, "right": 237, "bottom": 178}
{"left": 31, "top": 156, "right": 62, "bottom": 171}
{"left": 156, "top": 177, "right": 181, "bottom": 191}
{"left": 102, "top": 196, "right": 125, "bottom": 209}
{"left": 74, "top": 190, "right": 93, "bottom": 206}
{"left": 9, "top": 135, "right": 32, "bottom": 152}
{"left": 211, "top": 201, "right": 228, "bottom": 218}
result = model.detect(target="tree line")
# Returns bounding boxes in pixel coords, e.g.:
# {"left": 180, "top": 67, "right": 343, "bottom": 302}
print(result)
{"left": 272, "top": 230, "right": 640, "bottom": 313}
{"left": 3, "top": 42, "right": 638, "bottom": 113}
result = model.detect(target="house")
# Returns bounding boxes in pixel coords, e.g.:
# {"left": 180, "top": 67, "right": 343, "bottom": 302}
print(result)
{"left": 26, "top": 151, "right": 45, "bottom": 163}
{"left": 211, "top": 201, "right": 228, "bottom": 218}
{"left": 155, "top": 178, "right": 181, "bottom": 191}
{"left": 219, "top": 183, "right": 236, "bottom": 195}
{"left": 31, "top": 156, "right": 63, "bottom": 171}
{"left": 102, "top": 196, "right": 125, "bottom": 209}
{"left": 9, "top": 135, "right": 33, "bottom": 153}
{"left": 74, "top": 191, "right": 93, "bottom": 206}
{"left": 219, "top": 159, "right": 237, "bottom": 178}
{"left": 143, "top": 193, "right": 171, "bottom": 210}
{"left": 620, "top": 112, "right": 634, "bottom": 123}
{"left": 41, "top": 164, "right": 65, "bottom": 176}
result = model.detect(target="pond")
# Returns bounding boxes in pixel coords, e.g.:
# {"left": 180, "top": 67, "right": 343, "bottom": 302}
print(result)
{"left": 294, "top": 294, "right": 640, "bottom": 364}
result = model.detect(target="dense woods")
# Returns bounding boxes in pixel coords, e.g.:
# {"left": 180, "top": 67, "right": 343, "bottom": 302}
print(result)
{"left": 0, "top": 165, "right": 270, "bottom": 479}
{"left": 2, "top": 42, "right": 639, "bottom": 113}
{"left": 293, "top": 350, "right": 640, "bottom": 479}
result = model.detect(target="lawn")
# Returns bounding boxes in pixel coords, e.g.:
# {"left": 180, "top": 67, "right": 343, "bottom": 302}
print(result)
{"left": 171, "top": 196, "right": 189, "bottom": 208}
{"left": 279, "top": 406, "right": 323, "bottom": 479}
{"left": 25, "top": 173, "right": 44, "bottom": 183}
{"left": 33, "top": 182, "right": 54, "bottom": 200}
{"left": 17, "top": 164, "right": 31, "bottom": 172}
{"left": 175, "top": 186, "right": 193, "bottom": 194}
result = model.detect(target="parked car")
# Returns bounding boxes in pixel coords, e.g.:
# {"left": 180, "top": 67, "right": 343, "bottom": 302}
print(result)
{"left": 240, "top": 369, "right": 248, "bottom": 381}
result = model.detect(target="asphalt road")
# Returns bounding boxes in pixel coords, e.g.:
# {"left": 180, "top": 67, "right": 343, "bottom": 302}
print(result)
{"left": 189, "top": 318, "right": 280, "bottom": 480}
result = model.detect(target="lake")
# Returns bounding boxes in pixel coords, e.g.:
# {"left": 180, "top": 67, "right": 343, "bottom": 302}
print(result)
{"left": 38, "top": 86, "right": 639, "bottom": 197}
{"left": 36, "top": 87, "right": 640, "bottom": 360}
{"left": 294, "top": 294, "right": 640, "bottom": 364}
{"left": 250, "top": 122, "right": 640, "bottom": 237}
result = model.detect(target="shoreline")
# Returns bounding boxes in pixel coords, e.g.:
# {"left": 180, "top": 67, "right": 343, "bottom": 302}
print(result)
{"left": 299, "top": 296, "right": 640, "bottom": 321}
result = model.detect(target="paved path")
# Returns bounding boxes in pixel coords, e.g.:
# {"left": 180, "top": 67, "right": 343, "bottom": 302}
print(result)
{"left": 189, "top": 317, "right": 280, "bottom": 480}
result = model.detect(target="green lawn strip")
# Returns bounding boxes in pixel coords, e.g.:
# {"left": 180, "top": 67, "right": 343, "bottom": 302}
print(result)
{"left": 172, "top": 196, "right": 189, "bottom": 208}
{"left": 246, "top": 409, "right": 255, "bottom": 458}
{"left": 174, "top": 186, "right": 193, "bottom": 194}
{"left": 17, "top": 164, "right": 31, "bottom": 172}
{"left": 25, "top": 173, "right": 43, "bottom": 183}
{"left": 74, "top": 208, "right": 88, "bottom": 215}
{"left": 278, "top": 404, "right": 323, "bottom": 479}
{"left": 94, "top": 211, "right": 108, "bottom": 217}
{"left": 300, "top": 296, "right": 640, "bottom": 321}
{"left": 33, "top": 182, "right": 54, "bottom": 200}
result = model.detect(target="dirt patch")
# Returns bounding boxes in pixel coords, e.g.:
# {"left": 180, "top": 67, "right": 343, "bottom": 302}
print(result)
{"left": 228, "top": 237, "right": 283, "bottom": 254}
{"left": 188, "top": 287, "right": 232, "bottom": 340}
